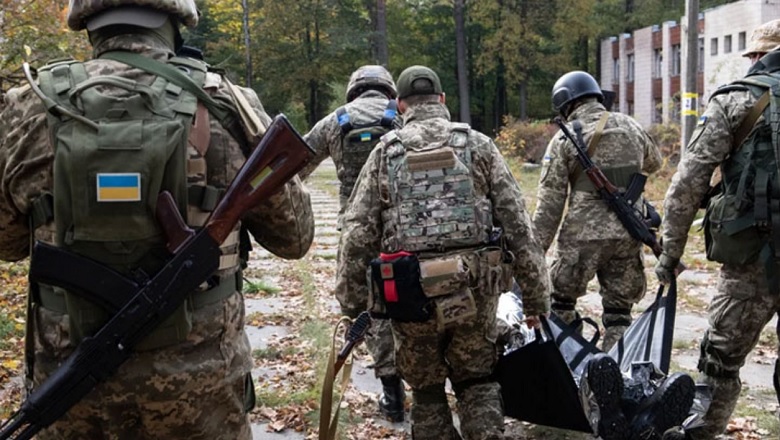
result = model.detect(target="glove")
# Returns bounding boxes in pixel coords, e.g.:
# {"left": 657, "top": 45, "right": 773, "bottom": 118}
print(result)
{"left": 654, "top": 254, "right": 680, "bottom": 285}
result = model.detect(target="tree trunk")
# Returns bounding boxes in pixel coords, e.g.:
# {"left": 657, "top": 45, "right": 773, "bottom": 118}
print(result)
{"left": 495, "top": 59, "right": 506, "bottom": 130}
{"left": 454, "top": 0, "right": 471, "bottom": 124}
{"left": 376, "top": 0, "right": 389, "bottom": 67}
{"left": 518, "top": 82, "right": 527, "bottom": 120}
{"left": 241, "top": 0, "right": 252, "bottom": 87}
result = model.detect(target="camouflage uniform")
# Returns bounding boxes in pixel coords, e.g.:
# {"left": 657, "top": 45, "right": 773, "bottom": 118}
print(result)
{"left": 659, "top": 42, "right": 780, "bottom": 439}
{"left": 337, "top": 66, "right": 550, "bottom": 440}
{"left": 300, "top": 75, "right": 402, "bottom": 418}
{"left": 0, "top": 5, "right": 314, "bottom": 440}
{"left": 533, "top": 99, "right": 661, "bottom": 351}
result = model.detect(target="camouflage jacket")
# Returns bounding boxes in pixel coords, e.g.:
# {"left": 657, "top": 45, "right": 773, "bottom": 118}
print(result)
{"left": 662, "top": 88, "right": 759, "bottom": 260}
{"left": 0, "top": 34, "right": 314, "bottom": 262}
{"left": 533, "top": 100, "right": 662, "bottom": 251}
{"left": 336, "top": 101, "right": 550, "bottom": 316}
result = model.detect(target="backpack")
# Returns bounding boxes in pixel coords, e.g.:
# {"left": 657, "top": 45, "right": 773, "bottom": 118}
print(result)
{"left": 336, "top": 100, "right": 397, "bottom": 200}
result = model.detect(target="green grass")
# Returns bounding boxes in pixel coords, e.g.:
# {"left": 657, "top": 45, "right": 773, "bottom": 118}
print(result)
{"left": 243, "top": 277, "right": 282, "bottom": 295}
{"left": 732, "top": 387, "right": 780, "bottom": 438}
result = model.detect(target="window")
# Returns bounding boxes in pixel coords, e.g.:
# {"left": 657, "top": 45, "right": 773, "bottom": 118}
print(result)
{"left": 738, "top": 32, "right": 746, "bottom": 51}
{"left": 698, "top": 38, "right": 704, "bottom": 72}
{"left": 653, "top": 49, "right": 663, "bottom": 78}
{"left": 671, "top": 44, "right": 681, "bottom": 76}
{"left": 627, "top": 54, "right": 635, "bottom": 82}
{"left": 724, "top": 35, "right": 732, "bottom": 53}
{"left": 711, "top": 37, "right": 718, "bottom": 55}
{"left": 613, "top": 58, "right": 620, "bottom": 83}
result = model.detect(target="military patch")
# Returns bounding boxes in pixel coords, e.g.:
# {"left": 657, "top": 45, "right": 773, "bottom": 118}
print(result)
{"left": 380, "top": 263, "right": 394, "bottom": 279}
{"left": 697, "top": 115, "right": 708, "bottom": 126}
{"left": 96, "top": 173, "right": 141, "bottom": 202}
{"left": 540, "top": 154, "right": 553, "bottom": 183}
{"left": 360, "top": 132, "right": 372, "bottom": 142}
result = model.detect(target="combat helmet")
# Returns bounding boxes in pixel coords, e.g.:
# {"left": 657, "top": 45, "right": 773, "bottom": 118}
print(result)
{"left": 551, "top": 71, "right": 604, "bottom": 117}
{"left": 346, "top": 65, "right": 398, "bottom": 103}
{"left": 67, "top": 0, "right": 199, "bottom": 31}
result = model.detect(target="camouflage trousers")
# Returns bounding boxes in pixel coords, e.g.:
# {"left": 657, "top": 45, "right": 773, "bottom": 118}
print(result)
{"left": 32, "top": 292, "right": 253, "bottom": 440}
{"left": 391, "top": 287, "right": 504, "bottom": 440}
{"left": 550, "top": 238, "right": 646, "bottom": 351}
{"left": 689, "top": 262, "right": 780, "bottom": 440}
{"left": 365, "top": 317, "right": 397, "bottom": 378}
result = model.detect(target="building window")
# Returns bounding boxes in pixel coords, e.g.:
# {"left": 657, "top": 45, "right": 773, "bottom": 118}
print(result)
{"left": 671, "top": 44, "right": 681, "bottom": 76}
{"left": 711, "top": 37, "right": 718, "bottom": 55}
{"left": 698, "top": 38, "right": 704, "bottom": 72}
{"left": 627, "top": 54, "right": 635, "bottom": 82}
{"left": 653, "top": 99, "right": 663, "bottom": 124}
{"left": 653, "top": 49, "right": 663, "bottom": 78}
{"left": 738, "top": 32, "right": 746, "bottom": 51}
{"left": 724, "top": 35, "right": 732, "bottom": 53}
{"left": 613, "top": 58, "right": 620, "bottom": 83}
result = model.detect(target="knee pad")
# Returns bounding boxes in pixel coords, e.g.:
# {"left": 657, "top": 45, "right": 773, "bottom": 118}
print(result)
{"left": 697, "top": 336, "right": 740, "bottom": 379}
{"left": 413, "top": 383, "right": 448, "bottom": 405}
{"left": 602, "top": 308, "right": 632, "bottom": 328}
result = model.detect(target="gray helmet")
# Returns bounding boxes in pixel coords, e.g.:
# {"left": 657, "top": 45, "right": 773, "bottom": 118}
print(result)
{"left": 67, "top": 0, "right": 199, "bottom": 31}
{"left": 551, "top": 71, "right": 604, "bottom": 116}
{"left": 346, "top": 65, "right": 397, "bottom": 103}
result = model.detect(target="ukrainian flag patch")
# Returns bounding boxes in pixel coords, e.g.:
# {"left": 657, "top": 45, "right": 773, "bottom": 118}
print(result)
{"left": 96, "top": 173, "right": 141, "bottom": 202}
{"left": 360, "top": 132, "right": 373, "bottom": 142}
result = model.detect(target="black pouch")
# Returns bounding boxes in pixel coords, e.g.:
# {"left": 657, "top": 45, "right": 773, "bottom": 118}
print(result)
{"left": 370, "top": 252, "right": 432, "bottom": 322}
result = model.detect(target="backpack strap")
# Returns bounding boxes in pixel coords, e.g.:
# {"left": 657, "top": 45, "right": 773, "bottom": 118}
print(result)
{"left": 99, "top": 50, "right": 252, "bottom": 156}
{"left": 380, "top": 100, "right": 398, "bottom": 127}
{"left": 571, "top": 112, "right": 610, "bottom": 185}
{"left": 336, "top": 106, "right": 352, "bottom": 136}
{"left": 733, "top": 91, "right": 770, "bottom": 150}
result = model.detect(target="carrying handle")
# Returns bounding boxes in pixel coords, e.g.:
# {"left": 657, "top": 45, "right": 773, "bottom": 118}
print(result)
{"left": 68, "top": 76, "right": 159, "bottom": 109}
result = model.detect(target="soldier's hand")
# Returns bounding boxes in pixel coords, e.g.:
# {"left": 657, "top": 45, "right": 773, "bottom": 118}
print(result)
{"left": 525, "top": 313, "right": 549, "bottom": 329}
{"left": 654, "top": 254, "right": 680, "bottom": 285}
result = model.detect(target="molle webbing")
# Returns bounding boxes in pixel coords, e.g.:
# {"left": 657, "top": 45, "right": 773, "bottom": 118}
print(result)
{"left": 381, "top": 123, "right": 492, "bottom": 252}
{"left": 572, "top": 165, "right": 640, "bottom": 192}
{"left": 337, "top": 101, "right": 398, "bottom": 199}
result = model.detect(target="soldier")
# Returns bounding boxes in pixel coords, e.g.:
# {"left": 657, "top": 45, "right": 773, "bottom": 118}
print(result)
{"left": 299, "top": 65, "right": 404, "bottom": 422}
{"left": 657, "top": 19, "right": 780, "bottom": 440}
{"left": 336, "top": 65, "right": 550, "bottom": 440}
{"left": 533, "top": 71, "right": 662, "bottom": 352}
{"left": 0, "top": 1, "right": 314, "bottom": 439}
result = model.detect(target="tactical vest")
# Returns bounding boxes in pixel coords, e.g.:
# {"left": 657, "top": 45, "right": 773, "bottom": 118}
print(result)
{"left": 27, "top": 53, "right": 241, "bottom": 349}
{"left": 380, "top": 123, "right": 493, "bottom": 253}
{"left": 703, "top": 63, "right": 780, "bottom": 290}
{"left": 336, "top": 100, "right": 397, "bottom": 199}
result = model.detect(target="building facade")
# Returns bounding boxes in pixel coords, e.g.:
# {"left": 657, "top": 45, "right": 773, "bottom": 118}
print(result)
{"left": 600, "top": 0, "right": 780, "bottom": 127}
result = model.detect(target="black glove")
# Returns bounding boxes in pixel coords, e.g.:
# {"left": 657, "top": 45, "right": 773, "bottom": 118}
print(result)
{"left": 654, "top": 254, "right": 679, "bottom": 285}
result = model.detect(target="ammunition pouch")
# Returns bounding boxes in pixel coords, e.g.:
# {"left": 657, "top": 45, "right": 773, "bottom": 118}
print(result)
{"left": 370, "top": 252, "right": 432, "bottom": 322}
{"left": 704, "top": 193, "right": 766, "bottom": 265}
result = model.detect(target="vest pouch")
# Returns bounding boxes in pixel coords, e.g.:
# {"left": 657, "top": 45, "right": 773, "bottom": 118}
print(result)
{"left": 478, "top": 248, "right": 512, "bottom": 295}
{"left": 64, "top": 288, "right": 192, "bottom": 351}
{"left": 370, "top": 252, "right": 432, "bottom": 322}
{"left": 704, "top": 193, "right": 765, "bottom": 265}
{"left": 419, "top": 255, "right": 469, "bottom": 298}
{"left": 434, "top": 287, "right": 477, "bottom": 329}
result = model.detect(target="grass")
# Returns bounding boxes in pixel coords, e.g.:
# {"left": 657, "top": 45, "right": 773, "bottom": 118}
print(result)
{"left": 243, "top": 277, "right": 282, "bottom": 295}
{"left": 732, "top": 387, "right": 780, "bottom": 437}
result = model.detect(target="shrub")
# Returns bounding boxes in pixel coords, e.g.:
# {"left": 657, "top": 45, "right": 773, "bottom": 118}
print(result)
{"left": 648, "top": 123, "right": 682, "bottom": 165}
{"left": 495, "top": 116, "right": 557, "bottom": 164}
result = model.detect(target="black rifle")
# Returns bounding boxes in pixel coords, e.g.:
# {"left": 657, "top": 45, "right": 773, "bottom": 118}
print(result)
{"left": 0, "top": 115, "right": 314, "bottom": 440}
{"left": 554, "top": 116, "right": 671, "bottom": 261}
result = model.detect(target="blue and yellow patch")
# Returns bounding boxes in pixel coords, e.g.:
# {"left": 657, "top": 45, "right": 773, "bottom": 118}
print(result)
{"left": 96, "top": 173, "right": 141, "bottom": 202}
{"left": 697, "top": 115, "right": 708, "bottom": 126}
{"left": 360, "top": 132, "right": 373, "bottom": 142}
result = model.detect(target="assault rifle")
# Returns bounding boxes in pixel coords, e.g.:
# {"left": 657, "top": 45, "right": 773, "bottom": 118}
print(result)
{"left": 0, "top": 115, "right": 314, "bottom": 440}
{"left": 554, "top": 117, "right": 675, "bottom": 264}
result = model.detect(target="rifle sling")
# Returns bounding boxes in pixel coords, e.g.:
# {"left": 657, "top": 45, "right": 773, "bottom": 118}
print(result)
{"left": 570, "top": 112, "right": 610, "bottom": 184}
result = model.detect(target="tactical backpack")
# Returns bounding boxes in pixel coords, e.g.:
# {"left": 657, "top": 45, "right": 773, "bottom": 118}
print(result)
{"left": 336, "top": 100, "right": 397, "bottom": 200}
{"left": 26, "top": 52, "right": 244, "bottom": 349}
{"left": 703, "top": 61, "right": 780, "bottom": 291}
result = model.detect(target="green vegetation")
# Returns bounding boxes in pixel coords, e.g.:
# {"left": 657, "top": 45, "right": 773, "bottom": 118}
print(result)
{"left": 243, "top": 278, "right": 282, "bottom": 295}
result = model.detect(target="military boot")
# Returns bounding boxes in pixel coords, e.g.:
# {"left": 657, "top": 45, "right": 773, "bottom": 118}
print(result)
{"left": 586, "top": 353, "right": 630, "bottom": 440}
{"left": 630, "top": 373, "right": 696, "bottom": 440}
{"left": 661, "top": 427, "right": 691, "bottom": 440}
{"left": 378, "top": 375, "right": 405, "bottom": 422}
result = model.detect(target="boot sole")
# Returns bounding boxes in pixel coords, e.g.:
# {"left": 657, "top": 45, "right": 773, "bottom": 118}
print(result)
{"left": 633, "top": 373, "right": 696, "bottom": 440}
{"left": 588, "top": 355, "right": 629, "bottom": 440}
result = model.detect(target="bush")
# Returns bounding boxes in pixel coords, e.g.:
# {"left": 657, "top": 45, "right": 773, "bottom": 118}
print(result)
{"left": 495, "top": 116, "right": 557, "bottom": 164}
{"left": 648, "top": 123, "right": 682, "bottom": 165}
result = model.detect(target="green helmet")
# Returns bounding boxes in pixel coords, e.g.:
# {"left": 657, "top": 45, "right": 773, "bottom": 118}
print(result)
{"left": 345, "top": 65, "right": 397, "bottom": 103}
{"left": 67, "top": 0, "right": 199, "bottom": 31}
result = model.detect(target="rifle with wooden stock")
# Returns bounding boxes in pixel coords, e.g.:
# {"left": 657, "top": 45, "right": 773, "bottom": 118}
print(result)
{"left": 0, "top": 114, "right": 314, "bottom": 440}
{"left": 554, "top": 116, "right": 682, "bottom": 271}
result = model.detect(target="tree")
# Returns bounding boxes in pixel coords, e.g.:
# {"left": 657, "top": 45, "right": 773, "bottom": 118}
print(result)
{"left": 454, "top": 0, "right": 471, "bottom": 124}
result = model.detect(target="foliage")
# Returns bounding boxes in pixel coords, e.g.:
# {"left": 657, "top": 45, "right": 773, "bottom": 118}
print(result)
{"left": 495, "top": 116, "right": 557, "bottom": 164}
{"left": 648, "top": 122, "right": 682, "bottom": 164}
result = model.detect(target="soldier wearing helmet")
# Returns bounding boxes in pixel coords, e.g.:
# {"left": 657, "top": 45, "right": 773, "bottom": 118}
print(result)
{"left": 298, "top": 64, "right": 406, "bottom": 422}
{"left": 534, "top": 70, "right": 661, "bottom": 351}
{"left": 0, "top": 1, "right": 314, "bottom": 439}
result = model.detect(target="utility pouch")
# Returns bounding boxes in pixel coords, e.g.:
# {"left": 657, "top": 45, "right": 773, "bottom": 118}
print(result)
{"left": 419, "top": 255, "right": 469, "bottom": 298}
{"left": 704, "top": 193, "right": 765, "bottom": 265}
{"left": 434, "top": 288, "right": 477, "bottom": 328}
{"left": 370, "top": 252, "right": 432, "bottom": 322}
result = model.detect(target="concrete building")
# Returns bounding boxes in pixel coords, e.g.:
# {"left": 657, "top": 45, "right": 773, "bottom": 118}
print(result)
{"left": 600, "top": 0, "right": 780, "bottom": 127}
